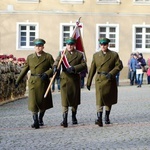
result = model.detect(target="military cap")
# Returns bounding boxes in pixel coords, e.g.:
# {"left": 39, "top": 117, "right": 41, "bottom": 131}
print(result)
{"left": 13, "top": 57, "right": 17, "bottom": 61}
{"left": 98, "top": 38, "right": 110, "bottom": 44}
{"left": 3, "top": 55, "right": 7, "bottom": 59}
{"left": 9, "top": 54, "right": 14, "bottom": 58}
{"left": 65, "top": 37, "right": 76, "bottom": 45}
{"left": 33, "top": 38, "right": 46, "bottom": 46}
{"left": 22, "top": 58, "right": 26, "bottom": 62}
{"left": 1, "top": 55, "right": 5, "bottom": 59}
{"left": 17, "top": 58, "right": 21, "bottom": 61}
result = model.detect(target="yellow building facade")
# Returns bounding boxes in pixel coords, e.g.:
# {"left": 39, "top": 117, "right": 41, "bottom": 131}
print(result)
{"left": 0, "top": 0, "right": 150, "bottom": 79}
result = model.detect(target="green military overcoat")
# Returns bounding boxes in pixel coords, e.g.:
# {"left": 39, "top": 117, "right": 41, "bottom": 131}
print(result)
{"left": 54, "top": 49, "right": 87, "bottom": 107}
{"left": 87, "top": 49, "right": 123, "bottom": 106}
{"left": 16, "top": 52, "right": 54, "bottom": 112}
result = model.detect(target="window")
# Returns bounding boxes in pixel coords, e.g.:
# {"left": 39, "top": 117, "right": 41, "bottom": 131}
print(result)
{"left": 60, "top": 23, "right": 83, "bottom": 50}
{"left": 134, "top": 0, "right": 150, "bottom": 4}
{"left": 17, "top": 0, "right": 39, "bottom": 3}
{"left": 97, "top": 0, "right": 121, "bottom": 4}
{"left": 96, "top": 24, "right": 119, "bottom": 52}
{"left": 133, "top": 25, "right": 150, "bottom": 53}
{"left": 134, "top": 0, "right": 150, "bottom": 2}
{"left": 16, "top": 22, "right": 39, "bottom": 50}
{"left": 60, "top": 0, "right": 84, "bottom": 4}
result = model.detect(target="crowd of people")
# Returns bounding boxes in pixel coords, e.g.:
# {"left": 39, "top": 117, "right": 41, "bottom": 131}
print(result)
{"left": 128, "top": 52, "right": 150, "bottom": 87}
{"left": 0, "top": 54, "right": 27, "bottom": 102}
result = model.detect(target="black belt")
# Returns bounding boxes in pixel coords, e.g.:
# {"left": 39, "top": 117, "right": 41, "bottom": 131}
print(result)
{"left": 31, "top": 74, "right": 41, "bottom": 77}
{"left": 97, "top": 72, "right": 108, "bottom": 75}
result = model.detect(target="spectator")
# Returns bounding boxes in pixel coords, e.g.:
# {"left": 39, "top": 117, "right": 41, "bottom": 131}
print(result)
{"left": 146, "top": 57, "right": 150, "bottom": 84}
{"left": 136, "top": 53, "right": 146, "bottom": 87}
{"left": 129, "top": 53, "right": 138, "bottom": 85}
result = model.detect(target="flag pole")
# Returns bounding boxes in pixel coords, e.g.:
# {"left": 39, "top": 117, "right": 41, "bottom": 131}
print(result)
{"left": 44, "top": 17, "right": 82, "bottom": 98}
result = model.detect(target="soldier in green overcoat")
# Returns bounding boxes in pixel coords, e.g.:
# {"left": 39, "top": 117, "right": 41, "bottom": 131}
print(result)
{"left": 15, "top": 38, "right": 54, "bottom": 129}
{"left": 53, "top": 37, "right": 87, "bottom": 128}
{"left": 86, "top": 38, "right": 123, "bottom": 127}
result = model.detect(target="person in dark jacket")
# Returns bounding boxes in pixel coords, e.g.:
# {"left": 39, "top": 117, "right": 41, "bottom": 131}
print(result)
{"left": 136, "top": 53, "right": 146, "bottom": 87}
{"left": 53, "top": 37, "right": 87, "bottom": 128}
{"left": 15, "top": 38, "right": 54, "bottom": 129}
{"left": 86, "top": 38, "right": 123, "bottom": 127}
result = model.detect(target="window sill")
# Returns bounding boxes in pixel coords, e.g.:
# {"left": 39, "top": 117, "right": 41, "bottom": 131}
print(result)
{"left": 96, "top": 0, "right": 121, "bottom": 5}
{"left": 17, "top": 0, "right": 39, "bottom": 3}
{"left": 60, "top": 0, "right": 84, "bottom": 4}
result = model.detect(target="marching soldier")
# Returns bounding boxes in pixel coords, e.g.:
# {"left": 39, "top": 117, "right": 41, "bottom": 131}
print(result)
{"left": 53, "top": 37, "right": 87, "bottom": 128}
{"left": 86, "top": 38, "right": 123, "bottom": 127}
{"left": 15, "top": 38, "right": 54, "bottom": 129}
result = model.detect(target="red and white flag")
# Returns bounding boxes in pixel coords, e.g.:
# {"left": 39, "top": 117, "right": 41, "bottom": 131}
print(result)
{"left": 62, "top": 24, "right": 86, "bottom": 68}
{"left": 73, "top": 26, "right": 86, "bottom": 60}
{"left": 73, "top": 27, "right": 84, "bottom": 52}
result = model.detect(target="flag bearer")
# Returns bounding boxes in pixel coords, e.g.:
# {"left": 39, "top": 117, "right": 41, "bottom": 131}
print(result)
{"left": 53, "top": 37, "right": 87, "bottom": 128}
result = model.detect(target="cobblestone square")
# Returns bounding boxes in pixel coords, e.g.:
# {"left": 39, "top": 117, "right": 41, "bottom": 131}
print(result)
{"left": 0, "top": 84, "right": 150, "bottom": 150}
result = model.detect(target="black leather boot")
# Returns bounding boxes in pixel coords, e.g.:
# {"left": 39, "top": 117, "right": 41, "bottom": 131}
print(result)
{"left": 39, "top": 111, "right": 45, "bottom": 126}
{"left": 31, "top": 114, "right": 40, "bottom": 129}
{"left": 60, "top": 112, "right": 68, "bottom": 128}
{"left": 72, "top": 111, "right": 78, "bottom": 124}
{"left": 105, "top": 111, "right": 110, "bottom": 124}
{"left": 95, "top": 112, "right": 103, "bottom": 127}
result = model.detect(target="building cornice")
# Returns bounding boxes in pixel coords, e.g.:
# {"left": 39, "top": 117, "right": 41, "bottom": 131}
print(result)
{"left": 0, "top": 11, "right": 150, "bottom": 17}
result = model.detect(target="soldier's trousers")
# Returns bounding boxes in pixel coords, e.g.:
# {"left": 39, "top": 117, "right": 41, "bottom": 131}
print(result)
{"left": 96, "top": 105, "right": 112, "bottom": 112}
{"left": 62, "top": 106, "right": 78, "bottom": 113}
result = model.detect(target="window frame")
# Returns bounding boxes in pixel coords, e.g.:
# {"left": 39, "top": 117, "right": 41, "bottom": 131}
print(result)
{"left": 132, "top": 24, "right": 150, "bottom": 53}
{"left": 16, "top": 22, "right": 39, "bottom": 50}
{"left": 96, "top": 23, "right": 119, "bottom": 52}
{"left": 60, "top": 23, "right": 83, "bottom": 51}
{"left": 133, "top": 0, "right": 150, "bottom": 5}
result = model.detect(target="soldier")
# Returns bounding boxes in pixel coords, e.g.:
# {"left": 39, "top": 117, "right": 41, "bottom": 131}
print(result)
{"left": 53, "top": 37, "right": 87, "bottom": 128}
{"left": 17, "top": 58, "right": 27, "bottom": 96}
{"left": 0, "top": 55, "right": 3, "bottom": 101}
{"left": 8, "top": 54, "right": 15, "bottom": 99}
{"left": 1, "top": 55, "right": 9, "bottom": 101}
{"left": 13, "top": 57, "right": 21, "bottom": 99}
{"left": 15, "top": 38, "right": 54, "bottom": 129}
{"left": 86, "top": 38, "right": 123, "bottom": 127}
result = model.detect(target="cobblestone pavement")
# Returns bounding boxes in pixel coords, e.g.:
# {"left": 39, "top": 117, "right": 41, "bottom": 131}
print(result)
{"left": 0, "top": 84, "right": 150, "bottom": 150}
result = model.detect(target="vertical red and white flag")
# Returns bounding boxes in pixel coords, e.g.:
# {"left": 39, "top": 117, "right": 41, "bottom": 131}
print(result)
{"left": 73, "top": 26, "right": 86, "bottom": 61}
{"left": 62, "top": 19, "right": 86, "bottom": 68}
